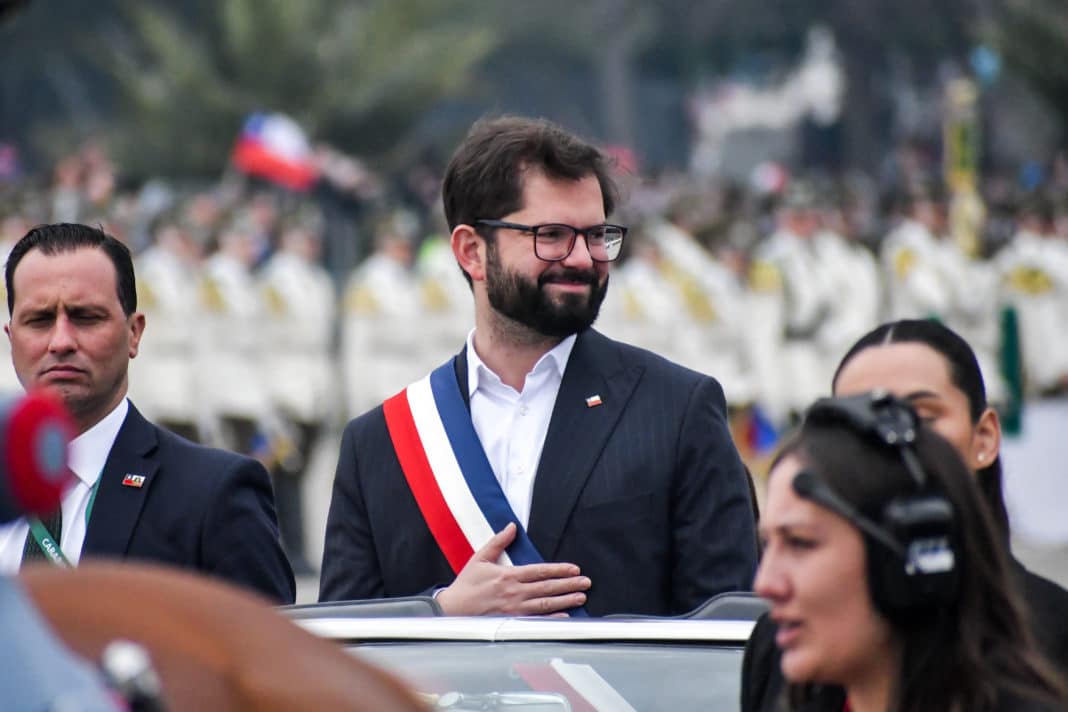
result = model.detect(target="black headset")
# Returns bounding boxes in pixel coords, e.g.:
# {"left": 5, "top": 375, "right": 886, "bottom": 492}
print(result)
{"left": 791, "top": 391, "right": 960, "bottom": 621}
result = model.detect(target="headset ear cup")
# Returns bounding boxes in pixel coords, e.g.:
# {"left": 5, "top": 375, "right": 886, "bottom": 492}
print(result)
{"left": 863, "top": 495, "right": 961, "bottom": 622}
{"left": 802, "top": 393, "right": 964, "bottom": 621}
{"left": 862, "top": 531, "right": 912, "bottom": 622}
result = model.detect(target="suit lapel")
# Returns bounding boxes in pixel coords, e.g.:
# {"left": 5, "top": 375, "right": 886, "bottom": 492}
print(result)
{"left": 453, "top": 347, "right": 470, "bottom": 408}
{"left": 527, "top": 330, "right": 643, "bottom": 559}
{"left": 81, "top": 404, "right": 160, "bottom": 558}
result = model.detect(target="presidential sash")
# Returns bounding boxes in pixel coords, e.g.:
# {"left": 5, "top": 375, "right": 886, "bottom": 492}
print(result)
{"left": 383, "top": 360, "right": 547, "bottom": 573}
{"left": 384, "top": 360, "right": 588, "bottom": 616}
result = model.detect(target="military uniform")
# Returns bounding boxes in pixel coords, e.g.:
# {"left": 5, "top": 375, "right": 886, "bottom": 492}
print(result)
{"left": 341, "top": 249, "right": 425, "bottom": 418}
{"left": 939, "top": 239, "right": 1007, "bottom": 404}
{"left": 653, "top": 220, "right": 753, "bottom": 406}
{"left": 0, "top": 237, "right": 24, "bottom": 399}
{"left": 996, "top": 229, "right": 1068, "bottom": 397}
{"left": 747, "top": 227, "right": 831, "bottom": 424}
{"left": 880, "top": 218, "right": 952, "bottom": 321}
{"left": 812, "top": 227, "right": 881, "bottom": 383}
{"left": 197, "top": 246, "right": 270, "bottom": 454}
{"left": 258, "top": 238, "right": 337, "bottom": 574}
{"left": 128, "top": 239, "right": 202, "bottom": 441}
{"left": 882, "top": 216, "right": 1006, "bottom": 403}
{"left": 596, "top": 227, "right": 695, "bottom": 372}
{"left": 414, "top": 235, "right": 475, "bottom": 375}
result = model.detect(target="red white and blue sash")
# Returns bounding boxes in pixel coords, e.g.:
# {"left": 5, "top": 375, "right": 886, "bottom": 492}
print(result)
{"left": 383, "top": 361, "right": 547, "bottom": 573}
{"left": 383, "top": 360, "right": 588, "bottom": 616}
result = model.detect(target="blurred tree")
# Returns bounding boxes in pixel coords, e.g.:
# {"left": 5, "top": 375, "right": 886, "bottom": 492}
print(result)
{"left": 97, "top": 0, "right": 497, "bottom": 179}
{"left": 994, "top": 0, "right": 1068, "bottom": 141}
{"left": 4, "top": 0, "right": 1060, "bottom": 183}
{"left": 638, "top": 0, "right": 982, "bottom": 172}
{"left": 480, "top": 1, "right": 659, "bottom": 148}
{"left": 472, "top": 0, "right": 985, "bottom": 172}
{"left": 0, "top": 0, "right": 124, "bottom": 171}
{"left": 0, "top": 0, "right": 29, "bottom": 23}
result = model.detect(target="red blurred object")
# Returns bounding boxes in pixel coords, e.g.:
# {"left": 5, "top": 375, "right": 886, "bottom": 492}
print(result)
{"left": 602, "top": 144, "right": 639, "bottom": 175}
{"left": 1, "top": 391, "right": 75, "bottom": 520}
{"left": 231, "top": 113, "right": 319, "bottom": 192}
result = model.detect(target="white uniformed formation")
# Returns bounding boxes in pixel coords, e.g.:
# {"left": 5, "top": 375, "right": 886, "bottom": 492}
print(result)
{"left": 197, "top": 224, "right": 273, "bottom": 448}
{"left": 127, "top": 228, "right": 202, "bottom": 431}
{"left": 0, "top": 226, "right": 24, "bottom": 400}
{"left": 260, "top": 236, "right": 337, "bottom": 430}
{"left": 2, "top": 201, "right": 1062, "bottom": 445}
{"left": 995, "top": 226, "right": 1068, "bottom": 396}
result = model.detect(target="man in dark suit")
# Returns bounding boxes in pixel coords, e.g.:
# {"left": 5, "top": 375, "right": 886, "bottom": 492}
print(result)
{"left": 320, "top": 116, "right": 757, "bottom": 616}
{"left": 2, "top": 222, "right": 294, "bottom": 604}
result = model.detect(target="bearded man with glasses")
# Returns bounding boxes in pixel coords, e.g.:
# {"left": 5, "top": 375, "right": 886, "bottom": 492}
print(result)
{"left": 320, "top": 115, "right": 757, "bottom": 617}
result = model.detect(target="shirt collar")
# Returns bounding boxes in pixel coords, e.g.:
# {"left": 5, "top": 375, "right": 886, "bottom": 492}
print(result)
{"left": 466, "top": 329, "right": 577, "bottom": 397}
{"left": 68, "top": 399, "right": 128, "bottom": 487}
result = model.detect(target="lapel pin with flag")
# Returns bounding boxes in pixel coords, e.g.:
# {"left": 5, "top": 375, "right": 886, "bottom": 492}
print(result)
{"left": 585, "top": 394, "right": 603, "bottom": 408}
{"left": 121, "top": 473, "right": 146, "bottom": 488}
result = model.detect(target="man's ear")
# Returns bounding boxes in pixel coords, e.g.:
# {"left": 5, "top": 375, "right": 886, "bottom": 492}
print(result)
{"left": 451, "top": 224, "right": 486, "bottom": 283}
{"left": 128, "top": 312, "right": 146, "bottom": 359}
{"left": 970, "top": 406, "right": 1002, "bottom": 470}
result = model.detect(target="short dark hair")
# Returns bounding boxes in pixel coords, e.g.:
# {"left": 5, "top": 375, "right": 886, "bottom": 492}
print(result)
{"left": 442, "top": 115, "right": 618, "bottom": 233}
{"left": 6, "top": 223, "right": 137, "bottom": 317}
{"left": 832, "top": 319, "right": 1010, "bottom": 539}
{"left": 773, "top": 416, "right": 1066, "bottom": 711}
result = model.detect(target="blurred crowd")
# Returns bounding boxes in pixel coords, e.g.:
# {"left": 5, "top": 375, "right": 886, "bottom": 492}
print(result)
{"left": 1, "top": 139, "right": 1068, "bottom": 462}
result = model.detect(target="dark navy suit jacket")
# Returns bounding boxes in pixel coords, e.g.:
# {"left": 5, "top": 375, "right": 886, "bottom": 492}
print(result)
{"left": 81, "top": 402, "right": 295, "bottom": 604}
{"left": 320, "top": 329, "right": 757, "bottom": 616}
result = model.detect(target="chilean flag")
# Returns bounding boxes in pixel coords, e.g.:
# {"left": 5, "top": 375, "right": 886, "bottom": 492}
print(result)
{"left": 231, "top": 112, "right": 319, "bottom": 191}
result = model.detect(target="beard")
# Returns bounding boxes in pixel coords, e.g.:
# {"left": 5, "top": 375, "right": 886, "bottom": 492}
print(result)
{"left": 485, "top": 242, "right": 608, "bottom": 339}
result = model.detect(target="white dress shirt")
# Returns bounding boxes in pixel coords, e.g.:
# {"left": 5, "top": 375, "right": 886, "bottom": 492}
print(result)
{"left": 466, "top": 330, "right": 576, "bottom": 528}
{"left": 0, "top": 398, "right": 128, "bottom": 573}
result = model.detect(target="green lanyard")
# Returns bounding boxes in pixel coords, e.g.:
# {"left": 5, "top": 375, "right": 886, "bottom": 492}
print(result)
{"left": 27, "top": 478, "right": 101, "bottom": 568}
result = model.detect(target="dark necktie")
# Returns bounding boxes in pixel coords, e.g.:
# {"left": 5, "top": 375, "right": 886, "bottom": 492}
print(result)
{"left": 21, "top": 507, "right": 62, "bottom": 565}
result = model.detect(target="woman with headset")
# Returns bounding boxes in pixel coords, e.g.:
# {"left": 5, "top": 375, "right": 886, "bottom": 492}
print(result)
{"left": 833, "top": 319, "right": 1068, "bottom": 670}
{"left": 753, "top": 391, "right": 1066, "bottom": 711}
{"left": 742, "top": 319, "right": 1068, "bottom": 711}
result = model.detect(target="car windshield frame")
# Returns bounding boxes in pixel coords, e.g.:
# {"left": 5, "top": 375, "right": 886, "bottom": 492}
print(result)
{"left": 291, "top": 616, "right": 756, "bottom": 711}
{"left": 293, "top": 615, "right": 755, "bottom": 644}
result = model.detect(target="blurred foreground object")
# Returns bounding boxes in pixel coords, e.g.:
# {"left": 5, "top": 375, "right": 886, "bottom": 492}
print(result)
{"left": 22, "top": 562, "right": 425, "bottom": 711}
{"left": 0, "top": 390, "right": 75, "bottom": 521}
{"left": 0, "top": 391, "right": 117, "bottom": 710}
{"left": 100, "top": 639, "right": 167, "bottom": 712}
{"left": 0, "top": 575, "right": 120, "bottom": 710}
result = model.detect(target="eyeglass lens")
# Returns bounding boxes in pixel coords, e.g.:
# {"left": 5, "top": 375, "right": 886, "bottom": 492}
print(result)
{"left": 535, "top": 225, "right": 624, "bottom": 262}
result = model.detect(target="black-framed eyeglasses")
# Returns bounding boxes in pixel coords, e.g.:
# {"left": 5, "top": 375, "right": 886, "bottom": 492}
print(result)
{"left": 475, "top": 220, "right": 627, "bottom": 263}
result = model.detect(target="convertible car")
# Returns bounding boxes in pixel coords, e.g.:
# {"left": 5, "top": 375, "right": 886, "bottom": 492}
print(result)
{"left": 21, "top": 562, "right": 764, "bottom": 710}
{"left": 285, "top": 593, "right": 766, "bottom": 711}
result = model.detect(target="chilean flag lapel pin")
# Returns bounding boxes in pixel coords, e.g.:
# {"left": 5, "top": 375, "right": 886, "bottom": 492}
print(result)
{"left": 122, "top": 473, "right": 146, "bottom": 488}
{"left": 585, "top": 394, "right": 603, "bottom": 408}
